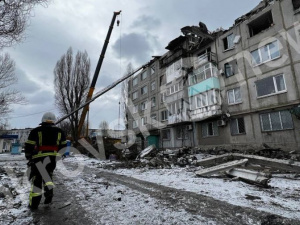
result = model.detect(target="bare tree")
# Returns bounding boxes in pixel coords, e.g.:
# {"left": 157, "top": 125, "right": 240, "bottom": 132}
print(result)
{"left": 54, "top": 47, "right": 90, "bottom": 143}
{"left": 99, "top": 120, "right": 109, "bottom": 137}
{"left": 0, "top": 53, "right": 25, "bottom": 123}
{"left": 0, "top": 0, "right": 49, "bottom": 49}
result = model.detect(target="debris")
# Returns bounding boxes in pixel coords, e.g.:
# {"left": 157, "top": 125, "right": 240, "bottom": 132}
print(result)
{"left": 58, "top": 201, "right": 71, "bottom": 209}
{"left": 195, "top": 159, "right": 248, "bottom": 176}
{"left": 137, "top": 145, "right": 156, "bottom": 159}
{"left": 226, "top": 168, "right": 271, "bottom": 187}
{"left": 245, "top": 194, "right": 262, "bottom": 201}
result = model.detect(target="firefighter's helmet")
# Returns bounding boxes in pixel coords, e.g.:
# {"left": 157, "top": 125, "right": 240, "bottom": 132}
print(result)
{"left": 41, "top": 112, "right": 56, "bottom": 124}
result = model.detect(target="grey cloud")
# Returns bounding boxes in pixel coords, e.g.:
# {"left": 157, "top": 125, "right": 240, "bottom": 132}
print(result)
{"left": 112, "top": 33, "right": 153, "bottom": 65}
{"left": 13, "top": 68, "right": 40, "bottom": 93}
{"left": 130, "top": 15, "right": 161, "bottom": 30}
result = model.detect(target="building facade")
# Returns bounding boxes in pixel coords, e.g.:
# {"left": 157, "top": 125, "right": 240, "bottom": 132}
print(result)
{"left": 126, "top": 0, "right": 300, "bottom": 152}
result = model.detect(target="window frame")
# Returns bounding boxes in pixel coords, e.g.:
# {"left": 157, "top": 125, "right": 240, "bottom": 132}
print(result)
{"left": 162, "top": 129, "right": 171, "bottom": 140}
{"left": 151, "top": 97, "right": 156, "bottom": 107}
{"left": 161, "top": 110, "right": 168, "bottom": 121}
{"left": 256, "top": 74, "right": 286, "bottom": 98}
{"left": 230, "top": 118, "right": 246, "bottom": 135}
{"left": 260, "top": 110, "right": 293, "bottom": 132}
{"left": 202, "top": 121, "right": 219, "bottom": 137}
{"left": 227, "top": 87, "right": 242, "bottom": 105}
{"left": 223, "top": 33, "right": 235, "bottom": 51}
{"left": 141, "top": 70, "right": 148, "bottom": 80}
{"left": 141, "top": 117, "right": 147, "bottom": 126}
{"left": 132, "top": 91, "right": 138, "bottom": 100}
{"left": 133, "top": 120, "right": 138, "bottom": 129}
{"left": 151, "top": 81, "right": 156, "bottom": 91}
{"left": 132, "top": 77, "right": 138, "bottom": 86}
{"left": 141, "top": 85, "right": 148, "bottom": 95}
{"left": 251, "top": 41, "right": 280, "bottom": 66}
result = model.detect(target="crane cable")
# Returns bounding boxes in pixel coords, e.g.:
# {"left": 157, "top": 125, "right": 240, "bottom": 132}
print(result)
{"left": 118, "top": 13, "right": 123, "bottom": 130}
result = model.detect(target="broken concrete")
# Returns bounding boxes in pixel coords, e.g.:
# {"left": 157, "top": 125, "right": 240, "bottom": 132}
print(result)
{"left": 195, "top": 159, "right": 248, "bottom": 177}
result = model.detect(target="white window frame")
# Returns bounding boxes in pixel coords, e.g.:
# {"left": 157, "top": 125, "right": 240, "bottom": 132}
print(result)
{"left": 256, "top": 74, "right": 286, "bottom": 98}
{"left": 151, "top": 81, "right": 156, "bottom": 91}
{"left": 141, "top": 85, "right": 148, "bottom": 95}
{"left": 140, "top": 101, "right": 147, "bottom": 111}
{"left": 133, "top": 120, "right": 138, "bottom": 129}
{"left": 195, "top": 92, "right": 208, "bottom": 109}
{"left": 151, "top": 97, "right": 156, "bottom": 107}
{"left": 132, "top": 77, "right": 138, "bottom": 86}
{"left": 223, "top": 33, "right": 235, "bottom": 50}
{"left": 251, "top": 41, "right": 280, "bottom": 66}
{"left": 132, "top": 91, "right": 138, "bottom": 100}
{"left": 161, "top": 92, "right": 166, "bottom": 103}
{"left": 260, "top": 110, "right": 293, "bottom": 132}
{"left": 227, "top": 87, "right": 242, "bottom": 105}
{"left": 133, "top": 105, "right": 138, "bottom": 113}
{"left": 161, "top": 110, "right": 168, "bottom": 121}
{"left": 141, "top": 70, "right": 147, "bottom": 80}
{"left": 141, "top": 117, "right": 147, "bottom": 126}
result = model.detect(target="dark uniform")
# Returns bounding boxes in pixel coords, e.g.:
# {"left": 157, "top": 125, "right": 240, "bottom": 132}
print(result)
{"left": 25, "top": 122, "right": 67, "bottom": 209}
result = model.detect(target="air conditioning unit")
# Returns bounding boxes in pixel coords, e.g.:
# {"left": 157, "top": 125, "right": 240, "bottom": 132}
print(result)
{"left": 186, "top": 124, "right": 193, "bottom": 130}
{"left": 217, "top": 120, "right": 226, "bottom": 127}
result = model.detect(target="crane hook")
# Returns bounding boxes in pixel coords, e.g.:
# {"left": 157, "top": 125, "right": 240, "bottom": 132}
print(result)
{"left": 117, "top": 19, "right": 120, "bottom": 26}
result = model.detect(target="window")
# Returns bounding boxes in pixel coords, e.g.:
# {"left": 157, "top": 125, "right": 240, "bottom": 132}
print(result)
{"left": 223, "top": 33, "right": 234, "bottom": 50}
{"left": 151, "top": 81, "right": 156, "bottom": 91}
{"left": 141, "top": 70, "right": 147, "bottom": 80}
{"left": 227, "top": 87, "right": 242, "bottom": 104}
{"left": 168, "top": 102, "right": 178, "bottom": 115}
{"left": 140, "top": 101, "right": 147, "bottom": 111}
{"left": 224, "top": 60, "right": 237, "bottom": 77}
{"left": 151, "top": 114, "right": 157, "bottom": 123}
{"left": 161, "top": 92, "right": 166, "bottom": 103}
{"left": 161, "top": 110, "right": 168, "bottom": 121}
{"left": 151, "top": 97, "right": 156, "bottom": 107}
{"left": 168, "top": 83, "right": 181, "bottom": 95}
{"left": 151, "top": 66, "right": 155, "bottom": 75}
{"left": 160, "top": 75, "right": 166, "bottom": 86}
{"left": 141, "top": 117, "right": 147, "bottom": 126}
{"left": 293, "top": 0, "right": 300, "bottom": 10}
{"left": 133, "top": 105, "right": 138, "bottom": 113}
{"left": 260, "top": 110, "right": 293, "bottom": 131}
{"left": 248, "top": 11, "right": 273, "bottom": 37}
{"left": 251, "top": 41, "right": 280, "bottom": 66}
{"left": 176, "top": 127, "right": 188, "bottom": 139}
{"left": 133, "top": 120, "right": 138, "bottom": 128}
{"left": 202, "top": 121, "right": 218, "bottom": 137}
{"left": 256, "top": 74, "right": 286, "bottom": 98}
{"left": 132, "top": 91, "right": 138, "bottom": 100}
{"left": 166, "top": 58, "right": 182, "bottom": 83}
{"left": 132, "top": 77, "right": 138, "bottom": 86}
{"left": 195, "top": 93, "right": 208, "bottom": 108}
{"left": 141, "top": 85, "right": 148, "bottom": 95}
{"left": 162, "top": 129, "right": 170, "bottom": 140}
{"left": 230, "top": 118, "right": 246, "bottom": 135}
{"left": 189, "top": 63, "right": 218, "bottom": 85}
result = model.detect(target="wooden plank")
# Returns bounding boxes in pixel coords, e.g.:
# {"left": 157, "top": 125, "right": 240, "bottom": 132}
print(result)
{"left": 195, "top": 159, "right": 248, "bottom": 176}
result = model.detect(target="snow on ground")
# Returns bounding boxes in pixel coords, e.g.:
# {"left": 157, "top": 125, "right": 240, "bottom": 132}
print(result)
{"left": 0, "top": 152, "right": 300, "bottom": 224}
{"left": 71, "top": 154, "right": 300, "bottom": 220}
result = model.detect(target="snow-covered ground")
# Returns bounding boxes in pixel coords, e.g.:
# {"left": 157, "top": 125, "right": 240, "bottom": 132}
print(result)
{"left": 0, "top": 153, "right": 299, "bottom": 224}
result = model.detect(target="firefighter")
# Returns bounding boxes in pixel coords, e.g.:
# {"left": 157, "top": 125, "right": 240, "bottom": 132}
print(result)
{"left": 25, "top": 112, "right": 67, "bottom": 210}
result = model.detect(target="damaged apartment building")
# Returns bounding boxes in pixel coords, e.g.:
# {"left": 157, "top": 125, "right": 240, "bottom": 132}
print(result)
{"left": 126, "top": 0, "right": 300, "bottom": 152}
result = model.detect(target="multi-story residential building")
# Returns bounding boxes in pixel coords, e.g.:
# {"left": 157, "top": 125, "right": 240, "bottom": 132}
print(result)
{"left": 127, "top": 0, "right": 300, "bottom": 152}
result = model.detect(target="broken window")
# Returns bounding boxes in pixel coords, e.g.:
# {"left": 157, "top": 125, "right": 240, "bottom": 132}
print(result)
{"left": 141, "top": 85, "right": 148, "bottom": 95}
{"left": 132, "top": 77, "right": 138, "bottom": 86}
{"left": 132, "top": 91, "right": 138, "bottom": 100}
{"left": 151, "top": 97, "right": 156, "bottom": 107}
{"left": 166, "top": 58, "right": 182, "bottom": 83}
{"left": 151, "top": 66, "right": 155, "bottom": 75}
{"left": 251, "top": 41, "right": 280, "bottom": 66}
{"left": 230, "top": 118, "right": 246, "bottom": 135}
{"left": 223, "top": 33, "right": 234, "bottom": 50}
{"left": 151, "top": 81, "right": 156, "bottom": 91}
{"left": 224, "top": 60, "right": 237, "bottom": 77}
{"left": 256, "top": 74, "right": 286, "bottom": 97}
{"left": 248, "top": 11, "right": 273, "bottom": 37}
{"left": 189, "top": 63, "right": 217, "bottom": 85}
{"left": 227, "top": 87, "right": 242, "bottom": 104}
{"left": 151, "top": 114, "right": 157, "bottom": 123}
{"left": 176, "top": 127, "right": 188, "bottom": 139}
{"left": 292, "top": 0, "right": 300, "bottom": 10}
{"left": 202, "top": 121, "right": 218, "bottom": 137}
{"left": 161, "top": 110, "right": 168, "bottom": 121}
{"left": 162, "top": 129, "right": 170, "bottom": 140}
{"left": 141, "top": 70, "right": 148, "bottom": 80}
{"left": 159, "top": 74, "right": 166, "bottom": 86}
{"left": 260, "top": 110, "right": 293, "bottom": 131}
{"left": 160, "top": 92, "right": 166, "bottom": 103}
{"left": 133, "top": 105, "right": 138, "bottom": 113}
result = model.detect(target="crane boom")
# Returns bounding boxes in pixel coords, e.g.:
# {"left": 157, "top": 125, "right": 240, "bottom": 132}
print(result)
{"left": 77, "top": 10, "right": 121, "bottom": 136}
{"left": 55, "top": 62, "right": 150, "bottom": 125}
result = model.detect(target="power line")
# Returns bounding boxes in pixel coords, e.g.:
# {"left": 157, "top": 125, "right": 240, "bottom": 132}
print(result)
{"left": 3, "top": 108, "right": 56, "bottom": 119}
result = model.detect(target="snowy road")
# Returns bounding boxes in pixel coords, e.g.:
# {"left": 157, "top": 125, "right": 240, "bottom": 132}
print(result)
{"left": 1, "top": 153, "right": 300, "bottom": 224}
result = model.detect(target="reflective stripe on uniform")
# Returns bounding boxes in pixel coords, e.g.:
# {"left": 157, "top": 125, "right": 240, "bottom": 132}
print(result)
{"left": 26, "top": 140, "right": 36, "bottom": 145}
{"left": 61, "top": 140, "right": 67, "bottom": 145}
{"left": 38, "top": 131, "right": 42, "bottom": 146}
{"left": 32, "top": 152, "right": 61, "bottom": 159}
{"left": 57, "top": 132, "right": 61, "bottom": 145}
{"left": 29, "top": 176, "right": 42, "bottom": 206}
{"left": 45, "top": 182, "right": 54, "bottom": 186}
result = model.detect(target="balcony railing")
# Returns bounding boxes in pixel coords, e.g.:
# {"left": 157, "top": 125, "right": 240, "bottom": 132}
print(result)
{"left": 194, "top": 52, "right": 217, "bottom": 68}
{"left": 189, "top": 62, "right": 218, "bottom": 86}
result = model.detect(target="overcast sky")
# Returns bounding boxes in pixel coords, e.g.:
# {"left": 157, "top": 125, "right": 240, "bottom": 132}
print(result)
{"left": 4, "top": 0, "right": 261, "bottom": 129}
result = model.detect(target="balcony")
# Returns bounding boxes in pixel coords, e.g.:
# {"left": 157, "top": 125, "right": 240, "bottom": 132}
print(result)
{"left": 194, "top": 52, "right": 217, "bottom": 68}
{"left": 189, "top": 105, "right": 222, "bottom": 121}
{"left": 168, "top": 112, "right": 189, "bottom": 125}
{"left": 189, "top": 62, "right": 218, "bottom": 86}
{"left": 188, "top": 77, "right": 220, "bottom": 97}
